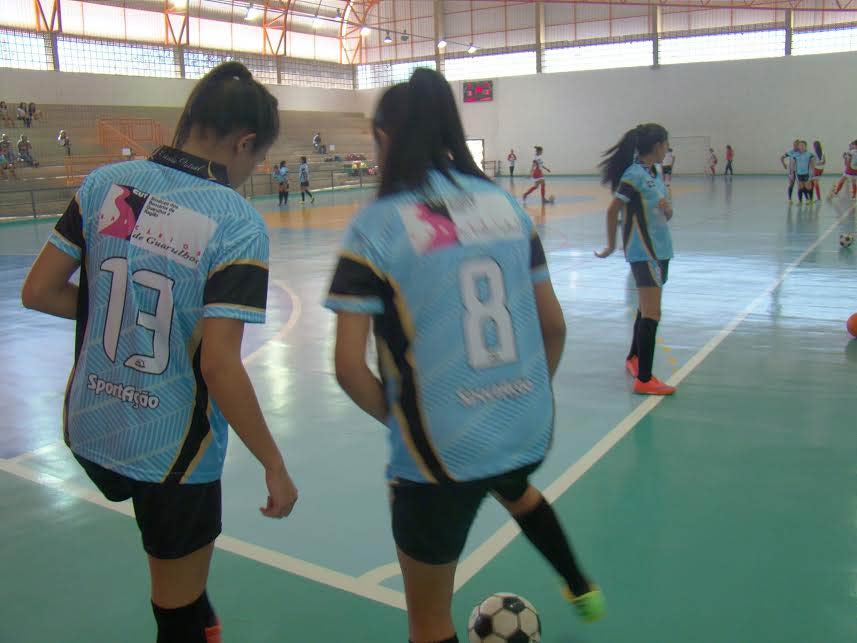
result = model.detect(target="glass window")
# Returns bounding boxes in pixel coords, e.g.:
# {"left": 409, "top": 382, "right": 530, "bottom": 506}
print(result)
{"left": 793, "top": 27, "right": 857, "bottom": 56}
{"left": 0, "top": 28, "right": 53, "bottom": 71}
{"left": 659, "top": 29, "right": 785, "bottom": 65}
{"left": 183, "top": 49, "right": 277, "bottom": 84}
{"left": 543, "top": 40, "right": 653, "bottom": 73}
{"left": 57, "top": 36, "right": 178, "bottom": 77}
{"left": 443, "top": 51, "right": 537, "bottom": 81}
{"left": 356, "top": 60, "right": 436, "bottom": 89}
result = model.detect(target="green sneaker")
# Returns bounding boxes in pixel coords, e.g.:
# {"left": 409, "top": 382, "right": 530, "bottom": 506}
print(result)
{"left": 562, "top": 584, "right": 606, "bottom": 623}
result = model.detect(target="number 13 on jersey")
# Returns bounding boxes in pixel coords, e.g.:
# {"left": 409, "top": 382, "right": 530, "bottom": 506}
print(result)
{"left": 459, "top": 258, "right": 517, "bottom": 370}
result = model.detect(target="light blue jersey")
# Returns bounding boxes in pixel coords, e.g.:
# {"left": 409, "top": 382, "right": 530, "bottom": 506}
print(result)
{"left": 794, "top": 151, "right": 814, "bottom": 175}
{"left": 616, "top": 162, "right": 673, "bottom": 263}
{"left": 49, "top": 147, "right": 269, "bottom": 484}
{"left": 299, "top": 163, "right": 309, "bottom": 184}
{"left": 325, "top": 170, "right": 554, "bottom": 483}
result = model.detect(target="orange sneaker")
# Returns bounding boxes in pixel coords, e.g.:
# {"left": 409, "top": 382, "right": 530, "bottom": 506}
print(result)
{"left": 625, "top": 356, "right": 639, "bottom": 377}
{"left": 633, "top": 375, "right": 676, "bottom": 396}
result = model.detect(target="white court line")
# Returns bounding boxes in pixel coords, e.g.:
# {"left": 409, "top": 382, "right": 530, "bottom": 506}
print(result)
{"left": 0, "top": 456, "right": 408, "bottom": 610}
{"left": 241, "top": 279, "right": 303, "bottom": 366}
{"left": 7, "top": 440, "right": 62, "bottom": 464}
{"left": 453, "top": 206, "right": 853, "bottom": 592}
{"left": 359, "top": 562, "right": 404, "bottom": 586}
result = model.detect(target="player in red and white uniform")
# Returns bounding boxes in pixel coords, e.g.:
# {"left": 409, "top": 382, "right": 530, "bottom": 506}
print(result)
{"left": 811, "top": 141, "right": 825, "bottom": 202}
{"left": 522, "top": 146, "right": 551, "bottom": 204}
{"left": 829, "top": 141, "right": 857, "bottom": 200}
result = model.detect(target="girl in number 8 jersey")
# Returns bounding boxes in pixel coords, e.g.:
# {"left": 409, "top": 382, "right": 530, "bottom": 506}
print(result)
{"left": 325, "top": 68, "right": 605, "bottom": 643}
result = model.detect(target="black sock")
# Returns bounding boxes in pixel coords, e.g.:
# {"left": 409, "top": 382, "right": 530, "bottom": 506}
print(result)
{"left": 284, "top": 191, "right": 289, "bottom": 204}
{"left": 627, "top": 309, "right": 642, "bottom": 360}
{"left": 637, "top": 317, "right": 659, "bottom": 382}
{"left": 788, "top": 182, "right": 795, "bottom": 199}
{"left": 301, "top": 192, "right": 305, "bottom": 202}
{"left": 515, "top": 497, "right": 591, "bottom": 597}
{"left": 152, "top": 591, "right": 218, "bottom": 643}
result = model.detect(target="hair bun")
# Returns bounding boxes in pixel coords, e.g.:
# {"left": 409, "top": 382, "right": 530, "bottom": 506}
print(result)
{"left": 209, "top": 61, "right": 252, "bottom": 82}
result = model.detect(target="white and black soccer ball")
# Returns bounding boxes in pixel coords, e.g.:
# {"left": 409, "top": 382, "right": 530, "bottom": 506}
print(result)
{"left": 840, "top": 233, "right": 854, "bottom": 248}
{"left": 468, "top": 593, "right": 541, "bottom": 643}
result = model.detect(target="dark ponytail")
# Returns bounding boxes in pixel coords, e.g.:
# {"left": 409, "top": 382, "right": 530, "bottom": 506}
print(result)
{"left": 373, "top": 68, "right": 489, "bottom": 197}
{"left": 599, "top": 123, "right": 669, "bottom": 191}
{"left": 173, "top": 61, "right": 279, "bottom": 151}
{"left": 813, "top": 140, "right": 823, "bottom": 160}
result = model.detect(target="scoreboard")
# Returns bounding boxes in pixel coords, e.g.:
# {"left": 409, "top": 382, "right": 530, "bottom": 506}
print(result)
{"left": 463, "top": 80, "right": 493, "bottom": 103}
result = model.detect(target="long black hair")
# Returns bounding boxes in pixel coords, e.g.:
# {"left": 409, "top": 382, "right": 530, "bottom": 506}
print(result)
{"left": 813, "top": 140, "right": 823, "bottom": 160}
{"left": 373, "top": 68, "right": 489, "bottom": 197}
{"left": 173, "top": 61, "right": 279, "bottom": 151}
{"left": 599, "top": 123, "right": 669, "bottom": 191}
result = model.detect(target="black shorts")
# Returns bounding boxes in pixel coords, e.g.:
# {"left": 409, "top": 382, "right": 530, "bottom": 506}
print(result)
{"left": 662, "top": 166, "right": 673, "bottom": 175}
{"left": 75, "top": 455, "right": 222, "bottom": 560}
{"left": 300, "top": 181, "right": 310, "bottom": 188}
{"left": 391, "top": 462, "right": 541, "bottom": 565}
{"left": 797, "top": 173, "right": 810, "bottom": 182}
{"left": 630, "top": 259, "right": 669, "bottom": 288}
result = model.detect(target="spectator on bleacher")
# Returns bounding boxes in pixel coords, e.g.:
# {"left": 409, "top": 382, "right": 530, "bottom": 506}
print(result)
{"left": 28, "top": 103, "right": 44, "bottom": 123}
{"left": 0, "top": 151, "right": 17, "bottom": 179}
{"left": 58, "top": 130, "right": 72, "bottom": 156}
{"left": 17, "top": 135, "right": 39, "bottom": 167}
{"left": 0, "top": 102, "right": 13, "bottom": 128}
{"left": 0, "top": 134, "right": 13, "bottom": 160}
{"left": 17, "top": 103, "right": 31, "bottom": 128}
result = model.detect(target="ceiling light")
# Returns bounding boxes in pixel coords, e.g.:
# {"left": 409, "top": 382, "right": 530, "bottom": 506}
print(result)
{"left": 245, "top": 3, "right": 262, "bottom": 20}
{"left": 384, "top": 31, "right": 392, "bottom": 44}
{"left": 335, "top": 8, "right": 342, "bottom": 18}
{"left": 437, "top": 38, "right": 447, "bottom": 49}
{"left": 468, "top": 43, "right": 478, "bottom": 54}
{"left": 401, "top": 30, "right": 409, "bottom": 42}
{"left": 312, "top": 15, "right": 321, "bottom": 29}
{"left": 361, "top": 25, "right": 371, "bottom": 36}
{"left": 171, "top": 0, "right": 186, "bottom": 8}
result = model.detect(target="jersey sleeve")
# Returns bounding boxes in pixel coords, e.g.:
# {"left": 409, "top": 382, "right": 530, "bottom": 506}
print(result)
{"left": 529, "top": 231, "right": 549, "bottom": 284}
{"left": 324, "top": 217, "right": 387, "bottom": 315}
{"left": 48, "top": 177, "right": 93, "bottom": 261}
{"left": 203, "top": 216, "right": 269, "bottom": 323}
{"left": 615, "top": 177, "right": 638, "bottom": 204}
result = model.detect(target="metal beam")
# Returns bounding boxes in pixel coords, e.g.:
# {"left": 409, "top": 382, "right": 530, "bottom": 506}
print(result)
{"left": 785, "top": 9, "right": 793, "bottom": 54}
{"left": 434, "top": 0, "right": 445, "bottom": 74}
{"left": 535, "top": 2, "right": 545, "bottom": 73}
{"left": 652, "top": 5, "right": 660, "bottom": 67}
{"left": 34, "top": 0, "right": 62, "bottom": 32}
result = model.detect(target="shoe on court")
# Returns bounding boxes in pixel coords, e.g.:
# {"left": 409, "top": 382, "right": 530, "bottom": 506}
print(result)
{"left": 633, "top": 375, "right": 676, "bottom": 396}
{"left": 625, "top": 356, "right": 639, "bottom": 378}
{"left": 562, "top": 585, "right": 606, "bottom": 623}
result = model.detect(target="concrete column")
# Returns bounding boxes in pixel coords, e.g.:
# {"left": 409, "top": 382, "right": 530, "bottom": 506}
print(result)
{"left": 535, "top": 2, "right": 545, "bottom": 73}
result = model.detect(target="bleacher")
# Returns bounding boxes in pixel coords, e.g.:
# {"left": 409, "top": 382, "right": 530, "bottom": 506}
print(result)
{"left": 0, "top": 103, "right": 375, "bottom": 196}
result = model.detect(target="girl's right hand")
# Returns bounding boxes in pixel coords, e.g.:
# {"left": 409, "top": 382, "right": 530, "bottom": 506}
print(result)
{"left": 594, "top": 246, "right": 615, "bottom": 258}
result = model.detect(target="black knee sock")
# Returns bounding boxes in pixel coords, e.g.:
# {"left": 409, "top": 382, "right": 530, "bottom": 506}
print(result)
{"left": 515, "top": 497, "right": 591, "bottom": 596}
{"left": 152, "top": 591, "right": 218, "bottom": 643}
{"left": 627, "top": 309, "right": 642, "bottom": 360}
{"left": 788, "top": 182, "right": 795, "bottom": 199}
{"left": 301, "top": 191, "right": 305, "bottom": 202}
{"left": 284, "top": 190, "right": 289, "bottom": 204}
{"left": 637, "top": 317, "right": 659, "bottom": 383}
{"left": 307, "top": 189, "right": 314, "bottom": 200}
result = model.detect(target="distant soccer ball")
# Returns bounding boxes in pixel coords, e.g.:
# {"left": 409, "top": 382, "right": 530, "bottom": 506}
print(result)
{"left": 840, "top": 233, "right": 854, "bottom": 248}
{"left": 468, "top": 593, "right": 541, "bottom": 643}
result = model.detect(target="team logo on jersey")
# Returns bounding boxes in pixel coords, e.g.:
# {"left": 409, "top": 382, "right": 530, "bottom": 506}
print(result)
{"left": 97, "top": 184, "right": 149, "bottom": 240}
{"left": 402, "top": 201, "right": 460, "bottom": 255}
{"left": 400, "top": 193, "right": 523, "bottom": 255}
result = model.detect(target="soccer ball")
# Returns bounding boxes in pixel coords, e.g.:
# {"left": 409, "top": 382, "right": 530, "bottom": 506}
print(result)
{"left": 468, "top": 593, "right": 541, "bottom": 643}
{"left": 840, "top": 233, "right": 854, "bottom": 248}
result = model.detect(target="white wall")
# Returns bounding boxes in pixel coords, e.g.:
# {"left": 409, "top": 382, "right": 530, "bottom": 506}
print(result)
{"left": 0, "top": 67, "right": 361, "bottom": 114}
{"left": 449, "top": 51, "right": 857, "bottom": 175}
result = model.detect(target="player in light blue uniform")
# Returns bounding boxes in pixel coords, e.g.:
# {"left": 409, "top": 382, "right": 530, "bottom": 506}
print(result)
{"left": 325, "top": 68, "right": 604, "bottom": 643}
{"left": 597, "top": 123, "right": 677, "bottom": 396}
{"left": 793, "top": 140, "right": 817, "bottom": 205}
{"left": 22, "top": 62, "right": 298, "bottom": 643}
{"left": 781, "top": 139, "right": 801, "bottom": 202}
{"left": 273, "top": 159, "right": 289, "bottom": 206}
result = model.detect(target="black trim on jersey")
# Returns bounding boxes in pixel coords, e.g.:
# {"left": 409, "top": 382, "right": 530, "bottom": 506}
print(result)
{"left": 329, "top": 256, "right": 386, "bottom": 299}
{"left": 204, "top": 263, "right": 269, "bottom": 310}
{"left": 529, "top": 233, "right": 547, "bottom": 271}
{"left": 149, "top": 146, "right": 230, "bottom": 187}
{"left": 374, "top": 284, "right": 453, "bottom": 484}
{"left": 64, "top": 256, "right": 90, "bottom": 446}
{"left": 56, "top": 197, "right": 86, "bottom": 252}
{"left": 166, "top": 344, "right": 211, "bottom": 481}
{"left": 621, "top": 186, "right": 658, "bottom": 260}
